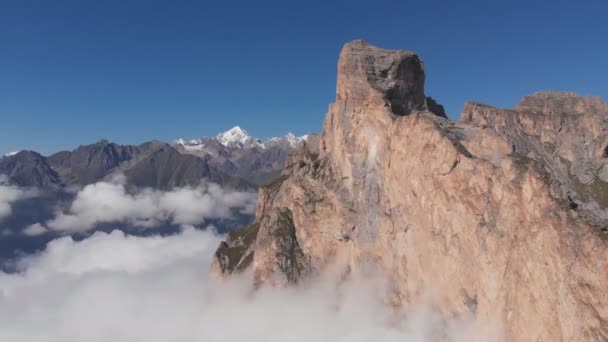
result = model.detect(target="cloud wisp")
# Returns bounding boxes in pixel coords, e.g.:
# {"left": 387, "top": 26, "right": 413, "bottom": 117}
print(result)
{"left": 22, "top": 223, "right": 49, "bottom": 236}
{"left": 45, "top": 178, "right": 257, "bottom": 232}
{"left": 0, "top": 175, "right": 37, "bottom": 221}
{"left": 0, "top": 227, "right": 502, "bottom": 342}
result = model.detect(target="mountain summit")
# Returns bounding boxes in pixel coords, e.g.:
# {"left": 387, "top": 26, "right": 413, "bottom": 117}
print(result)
{"left": 174, "top": 126, "right": 307, "bottom": 150}
{"left": 214, "top": 126, "right": 259, "bottom": 148}
{"left": 212, "top": 40, "right": 608, "bottom": 340}
{"left": 173, "top": 127, "right": 308, "bottom": 184}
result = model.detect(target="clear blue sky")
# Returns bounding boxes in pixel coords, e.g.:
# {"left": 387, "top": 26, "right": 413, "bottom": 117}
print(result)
{"left": 1, "top": 0, "right": 607, "bottom": 155}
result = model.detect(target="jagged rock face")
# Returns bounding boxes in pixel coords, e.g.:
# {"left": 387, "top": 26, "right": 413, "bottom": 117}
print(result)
{"left": 335, "top": 40, "right": 446, "bottom": 118}
{"left": 0, "top": 151, "right": 61, "bottom": 188}
{"left": 462, "top": 93, "right": 608, "bottom": 228}
{"left": 336, "top": 40, "right": 426, "bottom": 116}
{"left": 123, "top": 145, "right": 253, "bottom": 191}
{"left": 251, "top": 207, "right": 311, "bottom": 285}
{"left": 48, "top": 140, "right": 142, "bottom": 185}
{"left": 213, "top": 40, "right": 608, "bottom": 341}
{"left": 173, "top": 139, "right": 287, "bottom": 186}
{"left": 516, "top": 91, "right": 608, "bottom": 115}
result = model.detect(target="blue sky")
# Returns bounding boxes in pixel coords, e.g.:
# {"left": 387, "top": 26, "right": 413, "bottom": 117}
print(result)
{"left": 1, "top": 0, "right": 607, "bottom": 155}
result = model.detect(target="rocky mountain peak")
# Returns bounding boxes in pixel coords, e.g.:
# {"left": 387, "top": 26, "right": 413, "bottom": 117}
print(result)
{"left": 337, "top": 40, "right": 427, "bottom": 116}
{"left": 171, "top": 127, "right": 309, "bottom": 185}
{"left": 321, "top": 40, "right": 446, "bottom": 168}
{"left": 175, "top": 127, "right": 307, "bottom": 151}
{"left": 515, "top": 91, "right": 608, "bottom": 115}
{"left": 93, "top": 139, "right": 111, "bottom": 146}
{"left": 213, "top": 41, "right": 608, "bottom": 340}
{"left": 215, "top": 126, "right": 260, "bottom": 148}
{"left": 0, "top": 150, "right": 61, "bottom": 187}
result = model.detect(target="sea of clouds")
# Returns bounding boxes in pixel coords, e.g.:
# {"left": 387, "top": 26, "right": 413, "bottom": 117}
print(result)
{"left": 0, "top": 175, "right": 258, "bottom": 236}
{"left": 46, "top": 177, "right": 257, "bottom": 232}
{"left": 0, "top": 176, "right": 502, "bottom": 341}
{"left": 0, "top": 227, "right": 502, "bottom": 342}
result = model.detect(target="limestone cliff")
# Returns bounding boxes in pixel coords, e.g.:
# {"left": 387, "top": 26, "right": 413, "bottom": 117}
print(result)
{"left": 212, "top": 40, "right": 608, "bottom": 341}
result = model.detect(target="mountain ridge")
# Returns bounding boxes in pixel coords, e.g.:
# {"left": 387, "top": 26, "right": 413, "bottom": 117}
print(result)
{"left": 172, "top": 126, "right": 309, "bottom": 185}
{"left": 212, "top": 40, "right": 608, "bottom": 341}
{"left": 0, "top": 126, "right": 307, "bottom": 189}
{"left": 173, "top": 126, "right": 308, "bottom": 150}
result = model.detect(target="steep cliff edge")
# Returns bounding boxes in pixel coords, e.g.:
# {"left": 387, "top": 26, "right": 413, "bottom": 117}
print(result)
{"left": 462, "top": 93, "right": 608, "bottom": 230}
{"left": 212, "top": 40, "right": 608, "bottom": 341}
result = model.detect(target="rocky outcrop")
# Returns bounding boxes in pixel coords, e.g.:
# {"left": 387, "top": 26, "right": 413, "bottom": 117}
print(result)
{"left": 335, "top": 40, "right": 446, "bottom": 118}
{"left": 462, "top": 92, "right": 608, "bottom": 230}
{"left": 48, "top": 140, "right": 142, "bottom": 185}
{"left": 0, "top": 151, "right": 61, "bottom": 188}
{"left": 212, "top": 40, "right": 608, "bottom": 341}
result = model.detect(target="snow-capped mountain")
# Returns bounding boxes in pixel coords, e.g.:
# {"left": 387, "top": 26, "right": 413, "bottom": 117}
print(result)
{"left": 2, "top": 151, "right": 21, "bottom": 158}
{"left": 0, "top": 127, "right": 311, "bottom": 191}
{"left": 173, "top": 126, "right": 307, "bottom": 150}
{"left": 214, "top": 126, "right": 263, "bottom": 148}
{"left": 266, "top": 132, "right": 309, "bottom": 149}
{"left": 172, "top": 126, "right": 311, "bottom": 185}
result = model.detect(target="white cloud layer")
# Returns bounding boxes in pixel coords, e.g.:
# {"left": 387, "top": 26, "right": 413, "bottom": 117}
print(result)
{"left": 46, "top": 179, "right": 257, "bottom": 232}
{"left": 0, "top": 227, "right": 502, "bottom": 342}
{"left": 0, "top": 175, "right": 36, "bottom": 220}
{"left": 22, "top": 223, "right": 48, "bottom": 236}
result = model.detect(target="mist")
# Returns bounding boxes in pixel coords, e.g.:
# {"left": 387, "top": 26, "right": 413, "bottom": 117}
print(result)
{"left": 20, "top": 177, "right": 259, "bottom": 233}
{"left": 0, "top": 226, "right": 502, "bottom": 342}
{"left": 0, "top": 175, "right": 37, "bottom": 221}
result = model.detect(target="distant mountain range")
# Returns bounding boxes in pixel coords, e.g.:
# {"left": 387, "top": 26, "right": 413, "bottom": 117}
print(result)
{"left": 0, "top": 126, "right": 307, "bottom": 190}
{"left": 173, "top": 126, "right": 307, "bottom": 185}
{"left": 0, "top": 127, "right": 308, "bottom": 264}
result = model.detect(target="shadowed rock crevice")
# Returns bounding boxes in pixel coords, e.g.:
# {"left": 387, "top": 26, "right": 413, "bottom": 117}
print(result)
{"left": 425, "top": 96, "right": 448, "bottom": 118}
{"left": 266, "top": 208, "right": 310, "bottom": 284}
{"left": 227, "top": 205, "right": 312, "bottom": 287}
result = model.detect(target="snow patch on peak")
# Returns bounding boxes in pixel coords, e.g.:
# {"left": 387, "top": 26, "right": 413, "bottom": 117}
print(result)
{"left": 172, "top": 127, "right": 309, "bottom": 151}
{"left": 2, "top": 151, "right": 21, "bottom": 158}
{"left": 215, "top": 126, "right": 254, "bottom": 147}
{"left": 268, "top": 133, "right": 308, "bottom": 148}
{"left": 284, "top": 133, "right": 308, "bottom": 148}
{"left": 223, "top": 126, "right": 248, "bottom": 137}
{"left": 214, "top": 126, "right": 267, "bottom": 148}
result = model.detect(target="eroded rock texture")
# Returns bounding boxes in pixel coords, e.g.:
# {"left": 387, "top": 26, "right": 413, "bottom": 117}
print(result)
{"left": 213, "top": 40, "right": 608, "bottom": 341}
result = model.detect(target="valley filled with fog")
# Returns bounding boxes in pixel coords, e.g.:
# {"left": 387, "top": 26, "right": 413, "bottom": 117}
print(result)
{"left": 0, "top": 173, "right": 500, "bottom": 341}
{"left": 0, "top": 226, "right": 497, "bottom": 342}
